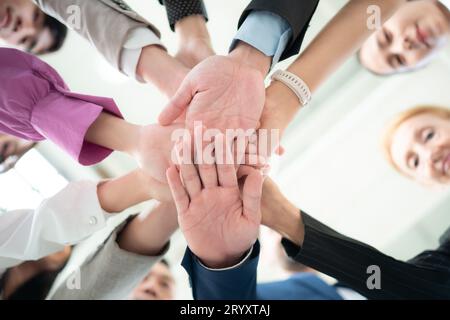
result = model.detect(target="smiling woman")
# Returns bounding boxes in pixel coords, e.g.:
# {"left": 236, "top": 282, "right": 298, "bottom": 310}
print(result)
{"left": 0, "top": 0, "right": 67, "bottom": 54}
{"left": 358, "top": 0, "right": 450, "bottom": 75}
{"left": 383, "top": 105, "right": 450, "bottom": 185}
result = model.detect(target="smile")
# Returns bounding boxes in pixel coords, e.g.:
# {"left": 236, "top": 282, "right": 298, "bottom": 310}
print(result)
{"left": 415, "top": 23, "right": 432, "bottom": 48}
{"left": 443, "top": 153, "right": 450, "bottom": 175}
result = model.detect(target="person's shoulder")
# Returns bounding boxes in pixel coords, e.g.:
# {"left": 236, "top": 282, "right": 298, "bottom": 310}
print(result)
{"left": 439, "top": 227, "right": 450, "bottom": 246}
{"left": 0, "top": 48, "right": 33, "bottom": 68}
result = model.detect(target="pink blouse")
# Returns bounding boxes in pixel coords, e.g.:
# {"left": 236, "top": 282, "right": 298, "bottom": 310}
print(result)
{"left": 0, "top": 48, "right": 123, "bottom": 165}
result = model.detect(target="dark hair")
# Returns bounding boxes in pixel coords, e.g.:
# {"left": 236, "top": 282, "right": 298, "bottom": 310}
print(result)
{"left": 0, "top": 267, "right": 62, "bottom": 300}
{"left": 42, "top": 14, "right": 68, "bottom": 54}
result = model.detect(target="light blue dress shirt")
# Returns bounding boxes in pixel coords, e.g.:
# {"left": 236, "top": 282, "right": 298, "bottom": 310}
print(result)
{"left": 230, "top": 11, "right": 293, "bottom": 70}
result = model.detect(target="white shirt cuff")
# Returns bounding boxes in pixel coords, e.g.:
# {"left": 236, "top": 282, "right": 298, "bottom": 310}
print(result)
{"left": 197, "top": 246, "right": 254, "bottom": 271}
{"left": 120, "top": 27, "right": 165, "bottom": 82}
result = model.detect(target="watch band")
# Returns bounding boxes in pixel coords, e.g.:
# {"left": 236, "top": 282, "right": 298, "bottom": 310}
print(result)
{"left": 271, "top": 70, "right": 312, "bottom": 106}
{"left": 159, "top": 0, "right": 209, "bottom": 31}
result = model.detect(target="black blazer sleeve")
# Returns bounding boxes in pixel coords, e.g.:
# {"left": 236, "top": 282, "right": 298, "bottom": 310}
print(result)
{"left": 159, "top": 0, "right": 208, "bottom": 31}
{"left": 239, "top": 0, "right": 320, "bottom": 61}
{"left": 281, "top": 212, "right": 450, "bottom": 299}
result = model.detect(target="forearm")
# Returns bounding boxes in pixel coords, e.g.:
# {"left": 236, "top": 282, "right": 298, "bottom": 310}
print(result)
{"left": 84, "top": 112, "right": 140, "bottom": 155}
{"left": 262, "top": 0, "right": 406, "bottom": 133}
{"left": 96, "top": 169, "right": 152, "bottom": 213}
{"left": 117, "top": 202, "right": 178, "bottom": 256}
{"left": 288, "top": 0, "right": 405, "bottom": 92}
{"left": 136, "top": 45, "right": 189, "bottom": 97}
{"left": 175, "top": 15, "right": 210, "bottom": 43}
{"left": 261, "top": 178, "right": 305, "bottom": 246}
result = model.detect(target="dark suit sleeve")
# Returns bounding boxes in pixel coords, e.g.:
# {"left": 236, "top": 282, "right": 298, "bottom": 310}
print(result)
{"left": 159, "top": 0, "right": 208, "bottom": 31}
{"left": 181, "top": 243, "right": 260, "bottom": 300}
{"left": 239, "top": 0, "right": 320, "bottom": 60}
{"left": 281, "top": 212, "right": 450, "bottom": 299}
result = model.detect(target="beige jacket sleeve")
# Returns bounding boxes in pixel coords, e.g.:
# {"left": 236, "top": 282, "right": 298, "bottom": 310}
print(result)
{"left": 33, "top": 0, "right": 161, "bottom": 72}
{"left": 47, "top": 213, "right": 169, "bottom": 300}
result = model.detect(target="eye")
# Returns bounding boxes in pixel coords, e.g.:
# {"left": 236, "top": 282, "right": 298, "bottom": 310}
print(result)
{"left": 19, "top": 36, "right": 28, "bottom": 45}
{"left": 408, "top": 154, "right": 420, "bottom": 170}
{"left": 383, "top": 28, "right": 392, "bottom": 44}
{"left": 395, "top": 54, "right": 406, "bottom": 67}
{"left": 159, "top": 281, "right": 169, "bottom": 289}
{"left": 422, "top": 128, "right": 435, "bottom": 142}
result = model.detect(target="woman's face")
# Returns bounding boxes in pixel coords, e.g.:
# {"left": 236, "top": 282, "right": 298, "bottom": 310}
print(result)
{"left": 390, "top": 113, "right": 450, "bottom": 185}
{"left": 360, "top": 0, "right": 450, "bottom": 75}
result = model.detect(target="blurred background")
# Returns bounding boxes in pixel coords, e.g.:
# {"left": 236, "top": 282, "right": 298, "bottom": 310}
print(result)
{"left": 1, "top": 0, "right": 449, "bottom": 298}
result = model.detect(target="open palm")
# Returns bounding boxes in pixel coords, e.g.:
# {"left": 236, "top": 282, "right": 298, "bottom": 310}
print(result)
{"left": 158, "top": 55, "right": 266, "bottom": 133}
{"left": 166, "top": 136, "right": 263, "bottom": 268}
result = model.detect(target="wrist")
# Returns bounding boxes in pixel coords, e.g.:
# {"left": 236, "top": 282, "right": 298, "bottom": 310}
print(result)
{"left": 137, "top": 45, "right": 189, "bottom": 97}
{"left": 228, "top": 41, "right": 271, "bottom": 77}
{"left": 199, "top": 249, "right": 250, "bottom": 269}
{"left": 136, "top": 168, "right": 154, "bottom": 201}
{"left": 259, "top": 81, "right": 302, "bottom": 140}
{"left": 261, "top": 179, "right": 304, "bottom": 246}
{"left": 175, "top": 15, "right": 210, "bottom": 42}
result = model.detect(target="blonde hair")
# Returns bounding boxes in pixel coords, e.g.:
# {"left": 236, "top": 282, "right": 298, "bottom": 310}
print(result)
{"left": 382, "top": 105, "right": 450, "bottom": 175}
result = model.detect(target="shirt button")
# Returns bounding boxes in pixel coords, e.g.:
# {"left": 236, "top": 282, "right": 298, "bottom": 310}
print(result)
{"left": 89, "top": 216, "right": 98, "bottom": 226}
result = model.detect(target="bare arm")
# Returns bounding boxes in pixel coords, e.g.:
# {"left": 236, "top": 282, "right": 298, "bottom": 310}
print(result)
{"left": 262, "top": 0, "right": 407, "bottom": 135}
{"left": 117, "top": 201, "right": 178, "bottom": 256}
{"left": 97, "top": 169, "right": 171, "bottom": 213}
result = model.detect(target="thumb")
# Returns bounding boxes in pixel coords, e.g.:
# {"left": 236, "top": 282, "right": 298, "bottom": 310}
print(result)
{"left": 158, "top": 78, "right": 194, "bottom": 126}
{"left": 242, "top": 169, "right": 263, "bottom": 223}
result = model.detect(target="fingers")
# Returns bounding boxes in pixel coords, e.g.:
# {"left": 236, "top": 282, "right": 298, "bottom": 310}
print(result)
{"left": 158, "top": 79, "right": 193, "bottom": 126}
{"left": 197, "top": 129, "right": 218, "bottom": 188}
{"left": 166, "top": 165, "right": 189, "bottom": 214}
{"left": 176, "top": 141, "right": 202, "bottom": 198}
{"left": 215, "top": 134, "right": 238, "bottom": 188}
{"left": 242, "top": 168, "right": 263, "bottom": 222}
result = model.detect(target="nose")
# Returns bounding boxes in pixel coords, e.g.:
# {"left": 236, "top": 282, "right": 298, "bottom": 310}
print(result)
{"left": 403, "top": 36, "right": 414, "bottom": 50}
{"left": 421, "top": 146, "right": 443, "bottom": 175}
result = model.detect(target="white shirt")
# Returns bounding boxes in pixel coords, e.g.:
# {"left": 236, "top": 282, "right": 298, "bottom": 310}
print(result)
{"left": 0, "top": 181, "right": 109, "bottom": 269}
{"left": 120, "top": 27, "right": 164, "bottom": 82}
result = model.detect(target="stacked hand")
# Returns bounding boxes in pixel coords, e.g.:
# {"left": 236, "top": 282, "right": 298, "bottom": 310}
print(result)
{"left": 166, "top": 135, "right": 264, "bottom": 268}
{"left": 158, "top": 54, "right": 266, "bottom": 134}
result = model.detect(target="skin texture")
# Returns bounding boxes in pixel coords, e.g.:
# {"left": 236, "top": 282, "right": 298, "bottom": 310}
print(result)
{"left": 158, "top": 42, "right": 270, "bottom": 137}
{"left": 0, "top": 0, "right": 55, "bottom": 54}
{"left": 261, "top": 177, "right": 305, "bottom": 246}
{"left": 260, "top": 0, "right": 405, "bottom": 154}
{"left": 390, "top": 113, "right": 450, "bottom": 185}
{"left": 130, "top": 262, "right": 175, "bottom": 300}
{"left": 174, "top": 14, "right": 215, "bottom": 69}
{"left": 158, "top": 54, "right": 266, "bottom": 133}
{"left": 166, "top": 136, "right": 263, "bottom": 269}
{"left": 360, "top": 0, "right": 450, "bottom": 75}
